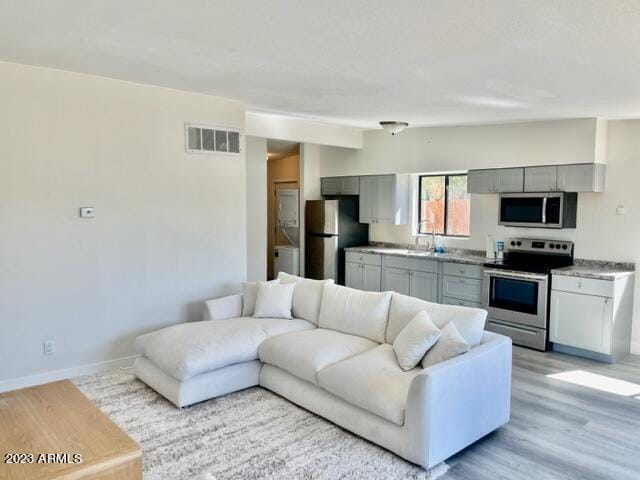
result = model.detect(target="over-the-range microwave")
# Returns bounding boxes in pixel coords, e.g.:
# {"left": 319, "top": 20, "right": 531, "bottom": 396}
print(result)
{"left": 499, "top": 192, "right": 577, "bottom": 229}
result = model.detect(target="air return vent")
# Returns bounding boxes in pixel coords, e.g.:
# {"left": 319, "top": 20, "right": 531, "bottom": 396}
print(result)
{"left": 185, "top": 123, "right": 241, "bottom": 154}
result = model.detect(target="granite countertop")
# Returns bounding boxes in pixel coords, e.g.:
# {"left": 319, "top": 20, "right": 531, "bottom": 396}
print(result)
{"left": 346, "top": 245, "right": 635, "bottom": 280}
{"left": 345, "top": 246, "right": 489, "bottom": 266}
{"left": 550, "top": 264, "right": 635, "bottom": 281}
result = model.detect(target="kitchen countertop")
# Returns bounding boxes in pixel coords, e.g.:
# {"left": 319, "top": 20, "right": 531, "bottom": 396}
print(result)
{"left": 550, "top": 264, "right": 635, "bottom": 281}
{"left": 346, "top": 245, "right": 635, "bottom": 280}
{"left": 345, "top": 246, "right": 489, "bottom": 266}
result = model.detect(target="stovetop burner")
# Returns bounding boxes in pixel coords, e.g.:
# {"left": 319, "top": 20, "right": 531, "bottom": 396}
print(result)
{"left": 484, "top": 237, "right": 574, "bottom": 274}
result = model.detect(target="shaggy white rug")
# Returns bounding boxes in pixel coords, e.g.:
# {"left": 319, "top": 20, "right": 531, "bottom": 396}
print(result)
{"left": 74, "top": 368, "right": 448, "bottom": 480}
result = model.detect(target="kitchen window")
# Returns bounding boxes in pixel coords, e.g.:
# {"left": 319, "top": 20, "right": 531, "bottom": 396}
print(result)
{"left": 418, "top": 174, "right": 470, "bottom": 237}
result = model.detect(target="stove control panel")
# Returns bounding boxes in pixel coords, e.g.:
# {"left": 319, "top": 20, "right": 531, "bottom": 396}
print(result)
{"left": 507, "top": 238, "right": 574, "bottom": 254}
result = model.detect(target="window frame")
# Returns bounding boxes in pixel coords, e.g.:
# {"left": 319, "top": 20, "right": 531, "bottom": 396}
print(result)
{"left": 417, "top": 173, "right": 470, "bottom": 238}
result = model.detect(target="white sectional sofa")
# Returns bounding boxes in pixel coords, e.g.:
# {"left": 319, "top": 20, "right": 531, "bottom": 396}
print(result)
{"left": 133, "top": 273, "right": 512, "bottom": 469}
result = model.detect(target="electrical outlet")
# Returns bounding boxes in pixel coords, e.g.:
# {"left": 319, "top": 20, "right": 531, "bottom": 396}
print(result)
{"left": 43, "top": 340, "right": 55, "bottom": 356}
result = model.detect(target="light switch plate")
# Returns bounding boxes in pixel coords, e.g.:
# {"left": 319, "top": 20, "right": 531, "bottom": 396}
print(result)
{"left": 80, "top": 207, "right": 95, "bottom": 218}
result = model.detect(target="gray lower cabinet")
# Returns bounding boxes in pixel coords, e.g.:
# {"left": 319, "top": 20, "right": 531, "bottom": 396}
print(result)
{"left": 383, "top": 266, "right": 437, "bottom": 302}
{"left": 439, "top": 262, "right": 484, "bottom": 308}
{"left": 345, "top": 251, "right": 382, "bottom": 292}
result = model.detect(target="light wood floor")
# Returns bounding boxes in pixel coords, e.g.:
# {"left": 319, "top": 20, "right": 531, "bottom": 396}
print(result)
{"left": 443, "top": 347, "right": 640, "bottom": 480}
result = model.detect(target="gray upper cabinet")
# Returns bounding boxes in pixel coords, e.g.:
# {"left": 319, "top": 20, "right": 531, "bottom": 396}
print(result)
{"left": 468, "top": 168, "right": 524, "bottom": 193}
{"left": 321, "top": 176, "right": 360, "bottom": 196}
{"left": 524, "top": 166, "right": 558, "bottom": 192}
{"left": 470, "top": 164, "right": 606, "bottom": 194}
{"left": 359, "top": 174, "right": 409, "bottom": 224}
{"left": 557, "top": 164, "right": 606, "bottom": 192}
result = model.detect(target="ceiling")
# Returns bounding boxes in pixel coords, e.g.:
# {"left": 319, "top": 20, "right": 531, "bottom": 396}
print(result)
{"left": 1, "top": 0, "right": 639, "bottom": 128}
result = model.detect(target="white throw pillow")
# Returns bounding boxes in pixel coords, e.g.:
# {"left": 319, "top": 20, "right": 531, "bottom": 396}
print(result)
{"left": 393, "top": 311, "right": 441, "bottom": 371}
{"left": 277, "top": 272, "right": 334, "bottom": 325}
{"left": 421, "top": 321, "right": 471, "bottom": 368}
{"left": 253, "top": 282, "right": 295, "bottom": 319}
{"left": 242, "top": 279, "right": 279, "bottom": 316}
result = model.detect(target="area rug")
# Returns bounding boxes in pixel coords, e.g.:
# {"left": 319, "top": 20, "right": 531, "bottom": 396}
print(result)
{"left": 74, "top": 368, "right": 448, "bottom": 480}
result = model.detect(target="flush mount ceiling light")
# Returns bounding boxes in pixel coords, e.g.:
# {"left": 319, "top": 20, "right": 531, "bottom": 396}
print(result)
{"left": 379, "top": 121, "right": 409, "bottom": 135}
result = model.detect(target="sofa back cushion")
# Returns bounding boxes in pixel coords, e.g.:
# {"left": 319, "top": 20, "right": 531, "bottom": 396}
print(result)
{"left": 387, "top": 292, "right": 487, "bottom": 347}
{"left": 242, "top": 279, "right": 278, "bottom": 316}
{"left": 318, "top": 283, "right": 392, "bottom": 343}
{"left": 277, "top": 272, "right": 334, "bottom": 325}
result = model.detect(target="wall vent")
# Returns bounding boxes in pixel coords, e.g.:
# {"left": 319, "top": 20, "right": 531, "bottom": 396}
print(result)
{"left": 185, "top": 123, "right": 241, "bottom": 154}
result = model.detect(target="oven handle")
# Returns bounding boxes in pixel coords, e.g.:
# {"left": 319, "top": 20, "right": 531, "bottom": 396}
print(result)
{"left": 484, "top": 269, "right": 548, "bottom": 282}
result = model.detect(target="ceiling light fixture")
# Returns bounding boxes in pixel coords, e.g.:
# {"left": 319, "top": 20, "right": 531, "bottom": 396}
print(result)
{"left": 379, "top": 121, "right": 409, "bottom": 135}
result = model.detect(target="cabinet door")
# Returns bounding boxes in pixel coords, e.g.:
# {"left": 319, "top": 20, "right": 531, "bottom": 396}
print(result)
{"left": 410, "top": 271, "right": 438, "bottom": 302}
{"left": 494, "top": 168, "right": 524, "bottom": 192}
{"left": 375, "top": 175, "right": 397, "bottom": 224}
{"left": 467, "top": 170, "right": 495, "bottom": 194}
{"left": 557, "top": 164, "right": 605, "bottom": 192}
{"left": 383, "top": 267, "right": 410, "bottom": 295}
{"left": 345, "top": 262, "right": 363, "bottom": 290}
{"left": 524, "top": 166, "right": 558, "bottom": 192}
{"left": 550, "top": 290, "right": 613, "bottom": 354}
{"left": 321, "top": 177, "right": 340, "bottom": 195}
{"left": 362, "top": 265, "right": 382, "bottom": 292}
{"left": 359, "top": 176, "right": 377, "bottom": 223}
{"left": 340, "top": 176, "right": 360, "bottom": 195}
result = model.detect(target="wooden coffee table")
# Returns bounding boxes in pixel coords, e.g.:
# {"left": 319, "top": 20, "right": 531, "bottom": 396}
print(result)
{"left": 0, "top": 380, "right": 141, "bottom": 479}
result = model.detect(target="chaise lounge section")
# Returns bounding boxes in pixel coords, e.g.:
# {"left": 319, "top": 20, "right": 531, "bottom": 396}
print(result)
{"left": 133, "top": 273, "right": 512, "bottom": 469}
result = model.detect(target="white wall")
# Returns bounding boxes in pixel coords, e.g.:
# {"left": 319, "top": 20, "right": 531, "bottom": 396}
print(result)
{"left": 0, "top": 62, "right": 247, "bottom": 384}
{"left": 246, "top": 136, "right": 268, "bottom": 281}
{"left": 317, "top": 118, "right": 640, "bottom": 353}
{"left": 246, "top": 111, "right": 364, "bottom": 149}
{"left": 299, "top": 143, "right": 322, "bottom": 276}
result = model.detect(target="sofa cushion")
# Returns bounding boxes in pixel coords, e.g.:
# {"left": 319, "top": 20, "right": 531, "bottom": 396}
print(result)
{"left": 277, "top": 272, "right": 333, "bottom": 325}
{"left": 421, "top": 321, "right": 471, "bottom": 368}
{"left": 317, "top": 344, "right": 421, "bottom": 426}
{"left": 386, "top": 292, "right": 486, "bottom": 347}
{"left": 258, "top": 328, "right": 377, "bottom": 385}
{"left": 253, "top": 282, "right": 295, "bottom": 319}
{"left": 142, "top": 317, "right": 314, "bottom": 381}
{"left": 318, "top": 283, "right": 392, "bottom": 343}
{"left": 393, "top": 310, "right": 441, "bottom": 371}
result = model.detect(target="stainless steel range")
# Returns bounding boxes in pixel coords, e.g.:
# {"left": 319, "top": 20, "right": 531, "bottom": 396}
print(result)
{"left": 483, "top": 238, "right": 574, "bottom": 351}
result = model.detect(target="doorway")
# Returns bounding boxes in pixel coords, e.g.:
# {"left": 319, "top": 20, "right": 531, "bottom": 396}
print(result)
{"left": 267, "top": 141, "right": 300, "bottom": 279}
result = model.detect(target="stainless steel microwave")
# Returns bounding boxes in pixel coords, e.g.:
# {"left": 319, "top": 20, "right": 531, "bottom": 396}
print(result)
{"left": 499, "top": 192, "right": 577, "bottom": 228}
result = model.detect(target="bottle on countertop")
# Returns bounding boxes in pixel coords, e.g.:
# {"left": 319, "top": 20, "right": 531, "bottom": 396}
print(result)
{"left": 486, "top": 234, "right": 495, "bottom": 259}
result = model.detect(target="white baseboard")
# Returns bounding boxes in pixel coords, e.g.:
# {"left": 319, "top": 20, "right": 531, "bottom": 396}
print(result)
{"left": 631, "top": 341, "right": 640, "bottom": 356}
{"left": 0, "top": 355, "right": 139, "bottom": 394}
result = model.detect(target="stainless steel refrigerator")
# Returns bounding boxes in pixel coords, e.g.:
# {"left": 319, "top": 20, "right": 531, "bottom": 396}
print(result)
{"left": 305, "top": 198, "right": 369, "bottom": 284}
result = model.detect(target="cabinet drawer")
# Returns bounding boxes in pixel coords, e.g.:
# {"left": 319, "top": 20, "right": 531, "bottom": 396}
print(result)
{"left": 442, "top": 296, "right": 483, "bottom": 309}
{"left": 552, "top": 275, "right": 613, "bottom": 297}
{"left": 442, "top": 262, "right": 484, "bottom": 280}
{"left": 345, "top": 251, "right": 382, "bottom": 266}
{"left": 441, "top": 275, "right": 482, "bottom": 302}
{"left": 486, "top": 319, "right": 547, "bottom": 351}
{"left": 384, "top": 255, "right": 438, "bottom": 273}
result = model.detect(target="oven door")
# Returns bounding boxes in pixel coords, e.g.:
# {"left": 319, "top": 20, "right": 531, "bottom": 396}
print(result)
{"left": 499, "top": 193, "right": 563, "bottom": 228}
{"left": 483, "top": 269, "right": 548, "bottom": 328}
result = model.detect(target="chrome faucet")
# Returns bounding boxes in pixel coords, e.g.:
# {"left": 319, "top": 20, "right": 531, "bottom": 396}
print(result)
{"left": 416, "top": 220, "right": 436, "bottom": 252}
